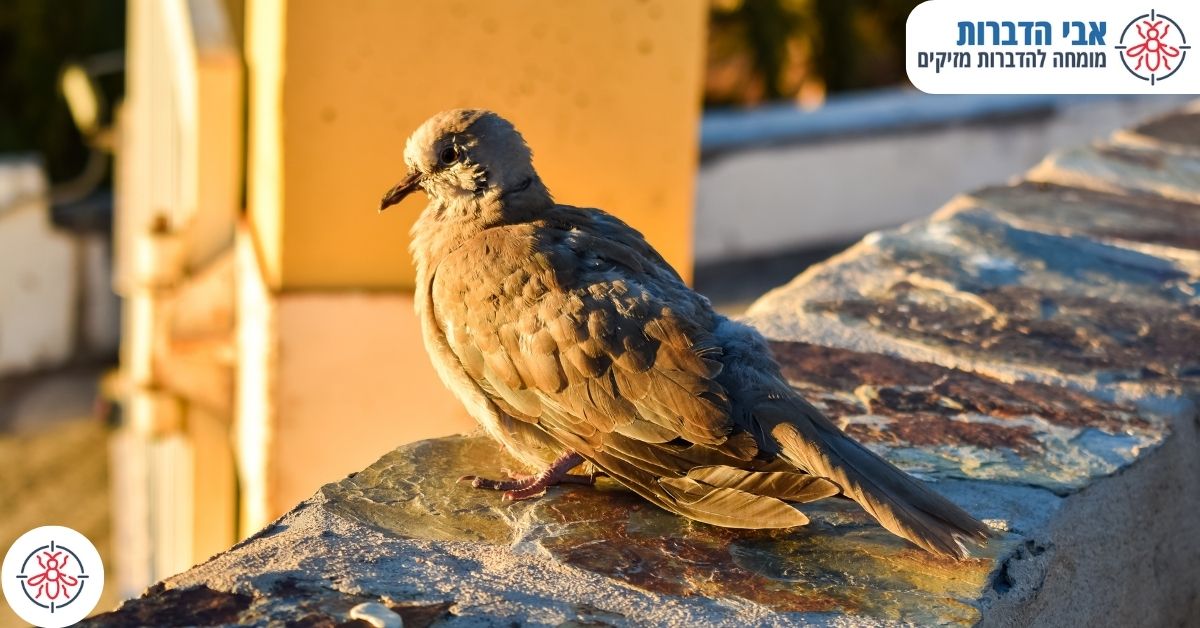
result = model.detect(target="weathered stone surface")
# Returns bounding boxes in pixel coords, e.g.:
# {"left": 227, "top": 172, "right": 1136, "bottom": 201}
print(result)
{"left": 965, "top": 182, "right": 1200, "bottom": 253}
{"left": 749, "top": 204, "right": 1199, "bottom": 403}
{"left": 328, "top": 436, "right": 1025, "bottom": 624}
{"left": 742, "top": 105, "right": 1200, "bottom": 626}
{"left": 89, "top": 434, "right": 1058, "bottom": 627}
{"left": 88, "top": 103, "right": 1200, "bottom": 627}
{"left": 1026, "top": 139, "right": 1200, "bottom": 205}
{"left": 769, "top": 342, "right": 1157, "bottom": 493}
{"left": 85, "top": 586, "right": 251, "bottom": 627}
{"left": 1127, "top": 105, "right": 1200, "bottom": 150}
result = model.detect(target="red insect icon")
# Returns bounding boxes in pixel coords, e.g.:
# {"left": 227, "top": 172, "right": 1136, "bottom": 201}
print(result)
{"left": 24, "top": 550, "right": 79, "bottom": 602}
{"left": 1125, "top": 19, "right": 1181, "bottom": 72}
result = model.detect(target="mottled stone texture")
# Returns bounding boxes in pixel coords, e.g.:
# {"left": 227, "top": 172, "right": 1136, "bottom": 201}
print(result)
{"left": 88, "top": 105, "right": 1200, "bottom": 626}
{"left": 748, "top": 103, "right": 1200, "bottom": 627}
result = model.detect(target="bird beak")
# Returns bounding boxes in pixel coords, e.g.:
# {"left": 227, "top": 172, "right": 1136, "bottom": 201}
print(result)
{"left": 379, "top": 170, "right": 422, "bottom": 212}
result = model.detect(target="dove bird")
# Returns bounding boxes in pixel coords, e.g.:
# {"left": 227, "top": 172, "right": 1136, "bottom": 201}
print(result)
{"left": 381, "top": 109, "right": 990, "bottom": 558}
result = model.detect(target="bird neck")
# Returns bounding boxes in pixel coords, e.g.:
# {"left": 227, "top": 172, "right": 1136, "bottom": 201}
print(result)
{"left": 409, "top": 175, "right": 553, "bottom": 284}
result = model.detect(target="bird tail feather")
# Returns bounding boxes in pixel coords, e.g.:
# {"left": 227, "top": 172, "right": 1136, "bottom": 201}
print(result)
{"left": 765, "top": 397, "right": 992, "bottom": 559}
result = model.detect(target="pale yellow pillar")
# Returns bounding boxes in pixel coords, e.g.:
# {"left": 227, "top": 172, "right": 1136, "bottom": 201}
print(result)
{"left": 240, "top": 0, "right": 706, "bottom": 530}
{"left": 114, "top": 0, "right": 242, "bottom": 593}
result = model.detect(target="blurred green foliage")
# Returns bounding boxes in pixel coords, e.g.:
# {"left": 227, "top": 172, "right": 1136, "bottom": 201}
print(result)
{"left": 707, "top": 0, "right": 921, "bottom": 106}
{"left": 0, "top": 0, "right": 124, "bottom": 183}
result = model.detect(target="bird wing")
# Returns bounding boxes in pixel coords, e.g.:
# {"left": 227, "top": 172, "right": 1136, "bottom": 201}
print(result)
{"left": 431, "top": 211, "right": 839, "bottom": 527}
{"left": 432, "top": 216, "right": 731, "bottom": 449}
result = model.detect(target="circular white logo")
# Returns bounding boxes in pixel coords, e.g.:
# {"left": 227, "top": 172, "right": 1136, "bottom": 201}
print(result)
{"left": 2, "top": 526, "right": 105, "bottom": 628}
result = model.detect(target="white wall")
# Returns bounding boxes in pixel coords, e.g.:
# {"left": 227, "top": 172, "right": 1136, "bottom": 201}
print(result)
{"left": 0, "top": 171, "right": 75, "bottom": 376}
{"left": 0, "top": 158, "right": 119, "bottom": 376}
{"left": 695, "top": 94, "right": 1193, "bottom": 264}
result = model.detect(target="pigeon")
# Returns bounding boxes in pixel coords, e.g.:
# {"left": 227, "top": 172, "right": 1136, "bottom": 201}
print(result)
{"left": 381, "top": 109, "right": 991, "bottom": 558}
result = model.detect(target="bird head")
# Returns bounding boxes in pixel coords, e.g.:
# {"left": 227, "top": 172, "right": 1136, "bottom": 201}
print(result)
{"left": 380, "top": 109, "right": 544, "bottom": 212}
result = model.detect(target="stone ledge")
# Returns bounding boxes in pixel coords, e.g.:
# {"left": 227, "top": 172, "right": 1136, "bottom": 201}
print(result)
{"left": 87, "top": 103, "right": 1200, "bottom": 626}
{"left": 88, "top": 434, "right": 1059, "bottom": 626}
{"left": 744, "top": 102, "right": 1200, "bottom": 626}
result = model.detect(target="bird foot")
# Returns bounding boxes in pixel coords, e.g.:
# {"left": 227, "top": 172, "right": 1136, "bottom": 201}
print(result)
{"left": 458, "top": 451, "right": 594, "bottom": 501}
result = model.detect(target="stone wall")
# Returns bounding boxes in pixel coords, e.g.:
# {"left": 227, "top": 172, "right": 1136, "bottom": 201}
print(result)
{"left": 87, "top": 103, "right": 1199, "bottom": 626}
{"left": 696, "top": 92, "right": 1192, "bottom": 264}
{"left": 744, "top": 101, "right": 1200, "bottom": 627}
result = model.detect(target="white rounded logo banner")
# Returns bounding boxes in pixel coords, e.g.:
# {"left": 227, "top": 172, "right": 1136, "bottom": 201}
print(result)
{"left": 3, "top": 526, "right": 105, "bottom": 628}
{"left": 908, "top": 0, "right": 1199, "bottom": 94}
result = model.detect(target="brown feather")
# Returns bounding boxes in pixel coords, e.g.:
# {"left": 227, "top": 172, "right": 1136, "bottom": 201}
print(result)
{"left": 675, "top": 466, "right": 841, "bottom": 503}
{"left": 412, "top": 109, "right": 988, "bottom": 559}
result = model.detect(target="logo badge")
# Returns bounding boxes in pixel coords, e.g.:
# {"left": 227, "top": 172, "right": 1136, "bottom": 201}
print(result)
{"left": 1116, "top": 10, "right": 1190, "bottom": 84}
{"left": 3, "top": 526, "right": 105, "bottom": 628}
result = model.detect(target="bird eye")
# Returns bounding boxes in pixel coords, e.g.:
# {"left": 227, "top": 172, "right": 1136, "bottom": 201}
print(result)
{"left": 438, "top": 145, "right": 461, "bottom": 166}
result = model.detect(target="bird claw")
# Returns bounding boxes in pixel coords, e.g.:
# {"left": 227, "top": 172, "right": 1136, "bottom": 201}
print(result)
{"left": 458, "top": 452, "right": 589, "bottom": 501}
{"left": 500, "top": 468, "right": 533, "bottom": 481}
{"left": 502, "top": 486, "right": 548, "bottom": 501}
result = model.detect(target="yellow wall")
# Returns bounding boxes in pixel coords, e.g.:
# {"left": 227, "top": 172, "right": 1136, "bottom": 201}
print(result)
{"left": 247, "top": 0, "right": 706, "bottom": 290}
{"left": 238, "top": 0, "right": 707, "bottom": 528}
{"left": 245, "top": 0, "right": 285, "bottom": 288}
{"left": 271, "top": 293, "right": 476, "bottom": 514}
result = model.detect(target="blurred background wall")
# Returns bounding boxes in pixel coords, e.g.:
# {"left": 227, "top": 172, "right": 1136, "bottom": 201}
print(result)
{"left": 0, "top": 1, "right": 1190, "bottom": 620}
